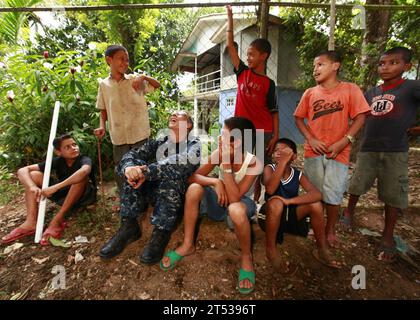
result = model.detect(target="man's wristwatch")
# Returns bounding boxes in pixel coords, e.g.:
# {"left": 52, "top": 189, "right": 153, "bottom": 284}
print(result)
{"left": 223, "top": 168, "right": 233, "bottom": 174}
{"left": 345, "top": 134, "right": 355, "bottom": 144}
{"left": 140, "top": 166, "right": 149, "bottom": 174}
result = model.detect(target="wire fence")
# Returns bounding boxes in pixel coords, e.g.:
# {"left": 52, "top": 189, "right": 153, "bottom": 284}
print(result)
{"left": 172, "top": 6, "right": 305, "bottom": 143}
{"left": 2, "top": 1, "right": 418, "bottom": 144}
{"left": 165, "top": 2, "right": 418, "bottom": 144}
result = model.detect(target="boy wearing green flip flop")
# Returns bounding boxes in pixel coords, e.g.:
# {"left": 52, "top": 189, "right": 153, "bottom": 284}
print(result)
{"left": 259, "top": 138, "right": 341, "bottom": 269}
{"left": 342, "top": 47, "right": 420, "bottom": 263}
{"left": 160, "top": 117, "right": 262, "bottom": 294}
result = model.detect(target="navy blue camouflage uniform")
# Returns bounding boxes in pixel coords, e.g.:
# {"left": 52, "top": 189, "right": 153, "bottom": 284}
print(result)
{"left": 117, "top": 136, "right": 201, "bottom": 231}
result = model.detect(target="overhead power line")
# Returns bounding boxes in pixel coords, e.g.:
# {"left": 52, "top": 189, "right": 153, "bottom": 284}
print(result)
{"left": 0, "top": 1, "right": 419, "bottom": 13}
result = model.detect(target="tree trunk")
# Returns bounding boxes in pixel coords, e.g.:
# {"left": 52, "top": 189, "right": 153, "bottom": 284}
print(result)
{"left": 360, "top": 0, "right": 393, "bottom": 90}
{"left": 259, "top": 0, "right": 270, "bottom": 39}
{"left": 328, "top": 0, "right": 336, "bottom": 50}
{"left": 352, "top": 0, "right": 392, "bottom": 162}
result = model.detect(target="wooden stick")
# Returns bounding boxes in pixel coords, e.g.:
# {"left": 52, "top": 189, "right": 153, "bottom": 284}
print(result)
{"left": 328, "top": 0, "right": 336, "bottom": 51}
{"left": 97, "top": 138, "right": 105, "bottom": 201}
{"left": 34, "top": 101, "right": 61, "bottom": 243}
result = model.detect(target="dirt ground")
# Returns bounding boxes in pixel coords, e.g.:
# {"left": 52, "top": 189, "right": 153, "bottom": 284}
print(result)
{"left": 0, "top": 149, "right": 419, "bottom": 300}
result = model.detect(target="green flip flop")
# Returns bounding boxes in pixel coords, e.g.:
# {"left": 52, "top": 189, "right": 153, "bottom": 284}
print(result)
{"left": 159, "top": 250, "right": 184, "bottom": 271}
{"left": 237, "top": 269, "right": 255, "bottom": 295}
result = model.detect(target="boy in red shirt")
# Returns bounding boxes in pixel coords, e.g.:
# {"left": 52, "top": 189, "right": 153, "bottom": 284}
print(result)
{"left": 294, "top": 51, "right": 370, "bottom": 248}
{"left": 226, "top": 6, "right": 279, "bottom": 200}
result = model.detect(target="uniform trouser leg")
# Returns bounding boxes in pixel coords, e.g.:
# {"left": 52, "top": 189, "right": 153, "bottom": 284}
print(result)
{"left": 119, "top": 179, "right": 153, "bottom": 220}
{"left": 113, "top": 139, "right": 148, "bottom": 195}
{"left": 149, "top": 179, "right": 184, "bottom": 232}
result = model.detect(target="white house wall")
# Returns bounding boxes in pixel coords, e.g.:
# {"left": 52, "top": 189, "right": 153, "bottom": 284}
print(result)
{"left": 276, "top": 30, "right": 302, "bottom": 88}
{"left": 195, "top": 22, "right": 225, "bottom": 56}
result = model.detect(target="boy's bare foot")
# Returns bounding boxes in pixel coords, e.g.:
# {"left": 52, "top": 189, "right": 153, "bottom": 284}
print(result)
{"left": 326, "top": 233, "right": 339, "bottom": 248}
{"left": 266, "top": 250, "right": 296, "bottom": 274}
{"left": 18, "top": 221, "right": 37, "bottom": 231}
{"left": 378, "top": 239, "right": 398, "bottom": 263}
{"left": 160, "top": 243, "right": 195, "bottom": 269}
{"left": 48, "top": 217, "right": 65, "bottom": 229}
{"left": 313, "top": 248, "right": 341, "bottom": 269}
{"left": 1, "top": 222, "right": 36, "bottom": 244}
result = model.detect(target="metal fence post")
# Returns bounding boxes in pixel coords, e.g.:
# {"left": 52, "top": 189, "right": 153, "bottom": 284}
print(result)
{"left": 259, "top": 0, "right": 270, "bottom": 39}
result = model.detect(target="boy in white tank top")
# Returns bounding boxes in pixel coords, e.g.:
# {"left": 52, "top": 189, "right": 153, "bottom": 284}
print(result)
{"left": 160, "top": 117, "right": 262, "bottom": 295}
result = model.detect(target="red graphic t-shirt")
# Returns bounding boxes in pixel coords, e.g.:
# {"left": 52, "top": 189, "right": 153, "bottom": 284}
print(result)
{"left": 294, "top": 82, "right": 370, "bottom": 165}
{"left": 234, "top": 61, "right": 278, "bottom": 132}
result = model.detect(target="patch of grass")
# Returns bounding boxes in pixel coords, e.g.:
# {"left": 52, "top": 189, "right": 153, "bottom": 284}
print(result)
{"left": 103, "top": 167, "right": 115, "bottom": 182}
{"left": 76, "top": 199, "right": 114, "bottom": 233}
{"left": 0, "top": 167, "right": 22, "bottom": 206}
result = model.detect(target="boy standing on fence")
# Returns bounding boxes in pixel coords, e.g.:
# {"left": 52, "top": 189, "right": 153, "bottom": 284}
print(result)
{"left": 94, "top": 45, "right": 161, "bottom": 195}
{"left": 341, "top": 47, "right": 420, "bottom": 262}
{"left": 226, "top": 6, "right": 279, "bottom": 201}
{"left": 294, "top": 51, "right": 370, "bottom": 248}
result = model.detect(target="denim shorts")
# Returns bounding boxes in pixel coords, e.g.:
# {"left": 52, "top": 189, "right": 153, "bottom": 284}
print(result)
{"left": 199, "top": 186, "right": 256, "bottom": 226}
{"left": 304, "top": 155, "right": 349, "bottom": 205}
{"left": 348, "top": 152, "right": 409, "bottom": 209}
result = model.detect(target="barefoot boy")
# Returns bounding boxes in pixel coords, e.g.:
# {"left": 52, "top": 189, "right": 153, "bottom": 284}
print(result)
{"left": 260, "top": 138, "right": 340, "bottom": 269}
{"left": 294, "top": 50, "right": 370, "bottom": 248}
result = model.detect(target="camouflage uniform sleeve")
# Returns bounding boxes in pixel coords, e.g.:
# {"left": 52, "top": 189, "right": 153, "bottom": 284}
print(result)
{"left": 117, "top": 139, "right": 160, "bottom": 177}
{"left": 143, "top": 138, "right": 201, "bottom": 181}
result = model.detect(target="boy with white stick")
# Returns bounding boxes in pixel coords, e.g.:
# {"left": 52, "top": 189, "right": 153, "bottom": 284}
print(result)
{"left": 1, "top": 134, "right": 97, "bottom": 245}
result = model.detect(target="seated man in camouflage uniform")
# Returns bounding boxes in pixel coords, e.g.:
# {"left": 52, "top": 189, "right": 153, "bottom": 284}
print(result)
{"left": 99, "top": 111, "right": 201, "bottom": 264}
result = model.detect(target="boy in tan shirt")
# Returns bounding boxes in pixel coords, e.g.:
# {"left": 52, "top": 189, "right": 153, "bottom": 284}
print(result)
{"left": 94, "top": 45, "right": 160, "bottom": 194}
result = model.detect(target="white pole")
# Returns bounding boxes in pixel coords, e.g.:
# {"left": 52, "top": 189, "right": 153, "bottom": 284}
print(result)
{"left": 34, "top": 101, "right": 61, "bottom": 243}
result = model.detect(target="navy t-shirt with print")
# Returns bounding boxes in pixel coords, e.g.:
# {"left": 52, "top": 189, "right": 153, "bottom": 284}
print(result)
{"left": 360, "top": 79, "right": 420, "bottom": 152}
{"left": 37, "top": 155, "right": 96, "bottom": 187}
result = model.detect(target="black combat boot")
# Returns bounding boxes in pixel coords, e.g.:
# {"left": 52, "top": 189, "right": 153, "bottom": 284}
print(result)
{"left": 99, "top": 217, "right": 141, "bottom": 259}
{"left": 139, "top": 227, "right": 171, "bottom": 265}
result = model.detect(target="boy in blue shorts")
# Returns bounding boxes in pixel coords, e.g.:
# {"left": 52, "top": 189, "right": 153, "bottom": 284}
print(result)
{"left": 294, "top": 51, "right": 370, "bottom": 248}
{"left": 160, "top": 117, "right": 262, "bottom": 295}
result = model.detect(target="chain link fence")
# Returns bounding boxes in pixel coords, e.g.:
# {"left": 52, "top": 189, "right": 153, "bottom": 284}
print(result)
{"left": 3, "top": 1, "right": 416, "bottom": 148}
{"left": 172, "top": 6, "right": 304, "bottom": 144}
